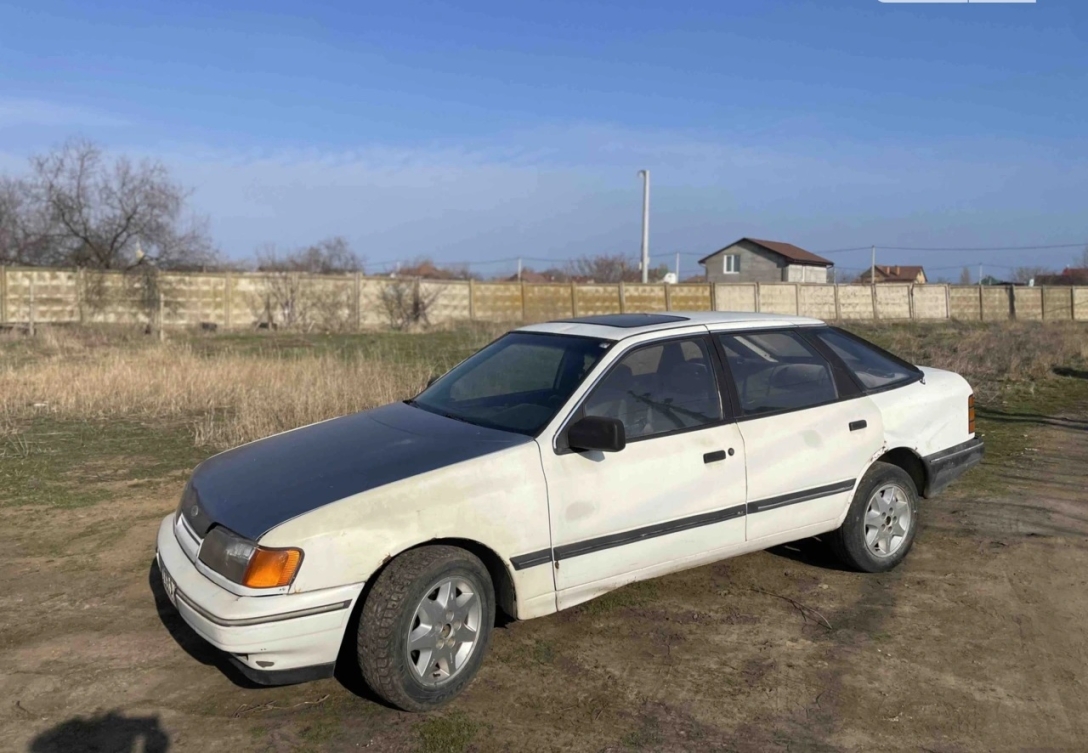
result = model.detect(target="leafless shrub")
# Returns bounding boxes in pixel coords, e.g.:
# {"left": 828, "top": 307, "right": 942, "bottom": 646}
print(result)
{"left": 380, "top": 278, "right": 445, "bottom": 330}
{"left": 253, "top": 238, "right": 362, "bottom": 331}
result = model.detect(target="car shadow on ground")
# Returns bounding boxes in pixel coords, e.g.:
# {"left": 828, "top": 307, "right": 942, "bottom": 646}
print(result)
{"left": 28, "top": 711, "right": 169, "bottom": 752}
{"left": 766, "top": 536, "right": 854, "bottom": 572}
{"left": 147, "top": 559, "right": 264, "bottom": 690}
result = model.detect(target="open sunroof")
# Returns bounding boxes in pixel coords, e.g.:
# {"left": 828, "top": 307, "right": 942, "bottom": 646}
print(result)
{"left": 553, "top": 313, "right": 690, "bottom": 328}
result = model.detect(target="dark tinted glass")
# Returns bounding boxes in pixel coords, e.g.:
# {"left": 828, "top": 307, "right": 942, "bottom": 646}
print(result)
{"left": 583, "top": 337, "right": 722, "bottom": 440}
{"left": 412, "top": 333, "right": 610, "bottom": 435}
{"left": 814, "top": 328, "right": 918, "bottom": 390}
{"left": 718, "top": 331, "right": 837, "bottom": 415}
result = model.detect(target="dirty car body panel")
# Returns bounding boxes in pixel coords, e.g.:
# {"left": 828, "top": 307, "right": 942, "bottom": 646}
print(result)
{"left": 155, "top": 312, "right": 983, "bottom": 686}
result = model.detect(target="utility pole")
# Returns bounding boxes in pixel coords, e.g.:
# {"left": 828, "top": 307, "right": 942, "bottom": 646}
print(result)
{"left": 675, "top": 252, "right": 680, "bottom": 281}
{"left": 638, "top": 170, "right": 650, "bottom": 283}
{"left": 870, "top": 246, "right": 876, "bottom": 287}
{"left": 978, "top": 264, "right": 983, "bottom": 287}
{"left": 517, "top": 257, "right": 522, "bottom": 282}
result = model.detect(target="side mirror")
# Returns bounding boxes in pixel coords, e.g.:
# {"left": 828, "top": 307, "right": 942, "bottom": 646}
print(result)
{"left": 567, "top": 416, "right": 626, "bottom": 453}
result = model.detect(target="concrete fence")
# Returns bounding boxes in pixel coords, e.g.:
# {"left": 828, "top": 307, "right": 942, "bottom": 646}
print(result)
{"left": 1, "top": 265, "right": 1087, "bottom": 329}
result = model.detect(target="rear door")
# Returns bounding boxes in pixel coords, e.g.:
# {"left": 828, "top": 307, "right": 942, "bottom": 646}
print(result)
{"left": 711, "top": 327, "right": 884, "bottom": 543}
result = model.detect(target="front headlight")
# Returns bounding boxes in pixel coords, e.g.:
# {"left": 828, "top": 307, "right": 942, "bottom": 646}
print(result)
{"left": 198, "top": 526, "right": 303, "bottom": 589}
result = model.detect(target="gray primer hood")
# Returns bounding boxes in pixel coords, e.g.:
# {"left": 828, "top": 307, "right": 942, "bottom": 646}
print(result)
{"left": 186, "top": 402, "right": 532, "bottom": 540}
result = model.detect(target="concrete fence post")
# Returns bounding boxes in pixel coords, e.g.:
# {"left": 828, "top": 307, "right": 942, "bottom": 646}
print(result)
{"left": 29, "top": 276, "right": 35, "bottom": 337}
{"left": 871, "top": 283, "right": 879, "bottom": 321}
{"left": 619, "top": 281, "right": 627, "bottom": 313}
{"left": 468, "top": 279, "right": 476, "bottom": 321}
{"left": 158, "top": 290, "right": 165, "bottom": 342}
{"left": 833, "top": 284, "right": 841, "bottom": 321}
{"left": 908, "top": 284, "right": 915, "bottom": 321}
{"left": 944, "top": 285, "right": 952, "bottom": 321}
{"left": 224, "top": 272, "right": 233, "bottom": 329}
{"left": 794, "top": 283, "right": 800, "bottom": 316}
{"left": 709, "top": 282, "right": 717, "bottom": 311}
{"left": 978, "top": 285, "right": 984, "bottom": 321}
{"left": 0, "top": 265, "right": 7, "bottom": 325}
{"left": 352, "top": 272, "right": 361, "bottom": 331}
{"left": 754, "top": 282, "right": 761, "bottom": 313}
{"left": 569, "top": 281, "right": 577, "bottom": 317}
{"left": 520, "top": 280, "right": 527, "bottom": 322}
{"left": 664, "top": 282, "right": 673, "bottom": 311}
{"left": 1040, "top": 286, "right": 1046, "bottom": 321}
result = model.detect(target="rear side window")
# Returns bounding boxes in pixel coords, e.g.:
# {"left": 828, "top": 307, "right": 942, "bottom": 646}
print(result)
{"left": 718, "top": 331, "right": 838, "bottom": 415}
{"left": 813, "top": 328, "right": 919, "bottom": 391}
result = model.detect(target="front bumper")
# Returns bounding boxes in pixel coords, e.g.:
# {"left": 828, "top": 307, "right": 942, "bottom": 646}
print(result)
{"left": 923, "top": 437, "right": 985, "bottom": 497}
{"left": 155, "top": 515, "right": 362, "bottom": 683}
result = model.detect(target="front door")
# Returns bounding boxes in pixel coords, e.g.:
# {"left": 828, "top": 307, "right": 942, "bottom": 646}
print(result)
{"left": 539, "top": 335, "right": 748, "bottom": 608}
{"left": 712, "top": 328, "right": 884, "bottom": 543}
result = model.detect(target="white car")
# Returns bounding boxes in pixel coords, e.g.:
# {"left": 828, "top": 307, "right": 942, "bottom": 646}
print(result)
{"left": 155, "top": 312, "right": 983, "bottom": 711}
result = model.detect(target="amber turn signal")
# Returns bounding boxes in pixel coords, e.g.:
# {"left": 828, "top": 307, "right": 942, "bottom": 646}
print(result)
{"left": 968, "top": 394, "right": 976, "bottom": 435}
{"left": 242, "top": 547, "right": 303, "bottom": 588}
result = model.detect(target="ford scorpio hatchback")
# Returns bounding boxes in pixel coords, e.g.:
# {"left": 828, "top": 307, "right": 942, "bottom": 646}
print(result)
{"left": 156, "top": 312, "right": 984, "bottom": 710}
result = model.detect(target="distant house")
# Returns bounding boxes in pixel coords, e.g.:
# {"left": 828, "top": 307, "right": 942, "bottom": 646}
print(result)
{"left": 857, "top": 265, "right": 928, "bottom": 284}
{"left": 699, "top": 238, "right": 834, "bottom": 284}
{"left": 1034, "top": 268, "right": 1088, "bottom": 286}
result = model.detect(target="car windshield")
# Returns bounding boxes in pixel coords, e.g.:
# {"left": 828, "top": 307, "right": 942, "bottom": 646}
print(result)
{"left": 409, "top": 332, "right": 612, "bottom": 436}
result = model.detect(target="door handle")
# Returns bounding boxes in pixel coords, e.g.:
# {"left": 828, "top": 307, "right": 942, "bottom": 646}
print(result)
{"left": 704, "top": 450, "right": 727, "bottom": 463}
{"left": 849, "top": 420, "right": 867, "bottom": 432}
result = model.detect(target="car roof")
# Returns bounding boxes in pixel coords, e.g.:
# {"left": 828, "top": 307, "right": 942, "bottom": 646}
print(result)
{"left": 517, "top": 311, "right": 826, "bottom": 341}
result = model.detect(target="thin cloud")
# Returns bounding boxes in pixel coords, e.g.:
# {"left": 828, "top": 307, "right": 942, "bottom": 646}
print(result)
{"left": 0, "top": 98, "right": 129, "bottom": 129}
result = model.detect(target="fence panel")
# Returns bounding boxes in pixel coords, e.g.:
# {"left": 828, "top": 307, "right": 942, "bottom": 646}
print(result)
{"left": 667, "top": 284, "right": 712, "bottom": 311}
{"left": 912, "top": 285, "right": 948, "bottom": 319}
{"left": 1074, "top": 287, "right": 1088, "bottom": 321}
{"left": 1042, "top": 287, "right": 1073, "bottom": 321}
{"left": 949, "top": 287, "right": 981, "bottom": 321}
{"left": 875, "top": 285, "right": 911, "bottom": 320}
{"left": 472, "top": 282, "right": 522, "bottom": 321}
{"left": 622, "top": 284, "right": 668, "bottom": 312}
{"left": 714, "top": 283, "right": 756, "bottom": 312}
{"left": 838, "top": 286, "right": 875, "bottom": 320}
{"left": 4, "top": 268, "right": 79, "bottom": 323}
{"left": 573, "top": 284, "right": 621, "bottom": 317}
{"left": 798, "top": 285, "right": 836, "bottom": 319}
{"left": 524, "top": 284, "right": 574, "bottom": 321}
{"left": 980, "top": 287, "right": 1012, "bottom": 321}
{"left": 1012, "top": 287, "right": 1043, "bottom": 321}
{"left": 759, "top": 284, "right": 798, "bottom": 315}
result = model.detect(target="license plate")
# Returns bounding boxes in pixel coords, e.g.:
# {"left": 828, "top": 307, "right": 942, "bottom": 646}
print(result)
{"left": 160, "top": 561, "right": 178, "bottom": 607}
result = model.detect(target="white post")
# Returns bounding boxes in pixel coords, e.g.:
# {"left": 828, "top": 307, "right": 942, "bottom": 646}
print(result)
{"left": 638, "top": 169, "right": 650, "bottom": 283}
{"left": 675, "top": 252, "right": 680, "bottom": 280}
{"left": 158, "top": 290, "right": 165, "bottom": 343}
{"left": 870, "top": 246, "right": 876, "bottom": 287}
{"left": 28, "top": 276, "right": 35, "bottom": 338}
{"left": 517, "top": 257, "right": 522, "bottom": 282}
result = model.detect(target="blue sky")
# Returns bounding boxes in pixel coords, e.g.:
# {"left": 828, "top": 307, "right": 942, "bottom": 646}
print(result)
{"left": 1, "top": 0, "right": 1085, "bottom": 278}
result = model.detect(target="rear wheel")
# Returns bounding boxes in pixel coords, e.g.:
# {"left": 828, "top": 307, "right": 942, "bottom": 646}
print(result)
{"left": 356, "top": 545, "right": 494, "bottom": 712}
{"left": 829, "top": 462, "right": 920, "bottom": 573}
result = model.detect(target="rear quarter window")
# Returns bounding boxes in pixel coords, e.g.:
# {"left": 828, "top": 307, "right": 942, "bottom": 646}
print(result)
{"left": 813, "top": 328, "right": 920, "bottom": 391}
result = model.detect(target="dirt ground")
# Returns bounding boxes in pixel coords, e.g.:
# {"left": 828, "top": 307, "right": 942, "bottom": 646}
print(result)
{"left": 2, "top": 404, "right": 1087, "bottom": 753}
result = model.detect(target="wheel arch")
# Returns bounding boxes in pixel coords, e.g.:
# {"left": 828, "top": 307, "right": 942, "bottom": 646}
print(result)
{"left": 874, "top": 446, "right": 928, "bottom": 498}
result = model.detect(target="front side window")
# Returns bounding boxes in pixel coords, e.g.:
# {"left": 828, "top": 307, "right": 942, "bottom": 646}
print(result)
{"left": 718, "top": 330, "right": 837, "bottom": 415}
{"left": 813, "top": 328, "right": 920, "bottom": 391}
{"left": 723, "top": 254, "right": 740, "bottom": 274}
{"left": 583, "top": 337, "right": 723, "bottom": 440}
{"left": 412, "top": 333, "right": 610, "bottom": 435}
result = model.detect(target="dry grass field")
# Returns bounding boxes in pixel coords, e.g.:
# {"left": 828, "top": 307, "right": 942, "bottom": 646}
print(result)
{"left": 1, "top": 320, "right": 1087, "bottom": 752}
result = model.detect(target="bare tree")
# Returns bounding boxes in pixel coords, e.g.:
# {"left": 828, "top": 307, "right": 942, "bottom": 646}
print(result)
{"left": 29, "top": 139, "right": 216, "bottom": 270}
{"left": 0, "top": 176, "right": 53, "bottom": 265}
{"left": 568, "top": 253, "right": 668, "bottom": 283}
{"left": 958, "top": 267, "right": 972, "bottom": 285}
{"left": 1077, "top": 245, "right": 1088, "bottom": 268}
{"left": 380, "top": 278, "right": 445, "bottom": 330}
{"left": 255, "top": 236, "right": 361, "bottom": 274}
{"left": 252, "top": 238, "right": 362, "bottom": 330}
{"left": 1012, "top": 266, "right": 1054, "bottom": 284}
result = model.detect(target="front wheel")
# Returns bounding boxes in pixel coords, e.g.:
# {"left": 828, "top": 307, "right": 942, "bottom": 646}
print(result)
{"left": 356, "top": 545, "right": 495, "bottom": 711}
{"left": 828, "top": 462, "right": 920, "bottom": 573}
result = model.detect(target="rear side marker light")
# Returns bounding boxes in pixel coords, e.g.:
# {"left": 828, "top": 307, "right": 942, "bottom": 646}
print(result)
{"left": 968, "top": 395, "right": 976, "bottom": 435}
